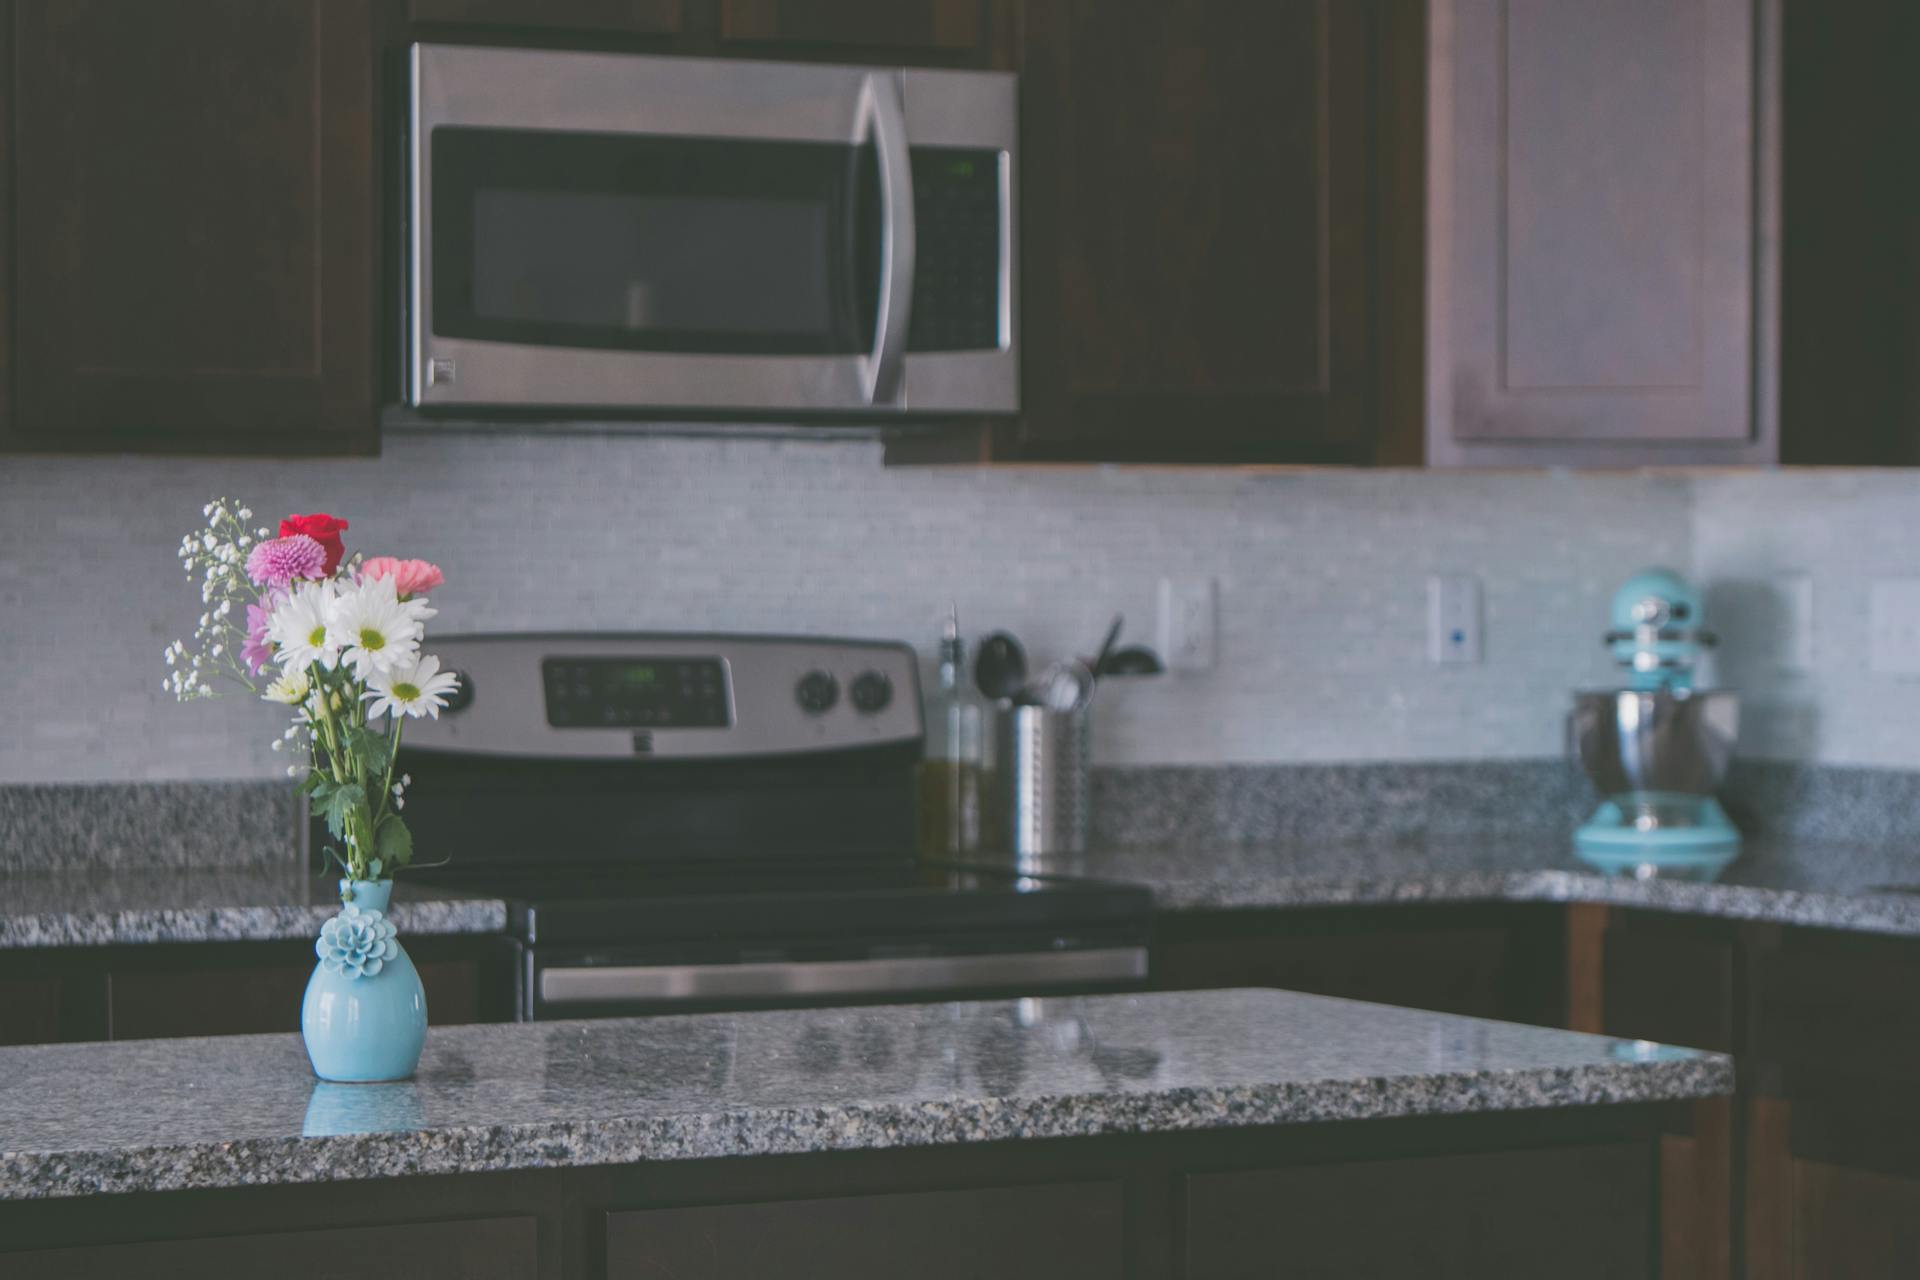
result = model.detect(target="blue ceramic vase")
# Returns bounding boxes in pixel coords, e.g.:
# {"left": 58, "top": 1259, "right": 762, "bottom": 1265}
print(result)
{"left": 301, "top": 878, "right": 427, "bottom": 1083}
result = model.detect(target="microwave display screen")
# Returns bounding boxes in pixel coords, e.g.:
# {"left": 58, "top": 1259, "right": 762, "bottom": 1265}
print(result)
{"left": 432, "top": 128, "right": 880, "bottom": 357}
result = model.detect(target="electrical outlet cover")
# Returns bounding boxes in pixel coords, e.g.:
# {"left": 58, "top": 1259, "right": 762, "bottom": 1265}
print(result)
{"left": 1427, "top": 574, "right": 1483, "bottom": 665}
{"left": 1157, "top": 577, "right": 1218, "bottom": 672}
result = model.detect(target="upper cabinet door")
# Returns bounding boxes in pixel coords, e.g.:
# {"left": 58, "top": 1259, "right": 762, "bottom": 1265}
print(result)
{"left": 1427, "top": 0, "right": 1779, "bottom": 466}
{"left": 1014, "top": 0, "right": 1374, "bottom": 463}
{"left": 719, "top": 0, "right": 989, "bottom": 56}
{"left": 8, "top": 0, "right": 379, "bottom": 454}
{"left": 407, "top": 0, "right": 684, "bottom": 37}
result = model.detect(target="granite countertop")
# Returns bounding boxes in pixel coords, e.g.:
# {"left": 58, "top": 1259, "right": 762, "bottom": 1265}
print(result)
{"left": 0, "top": 869, "right": 506, "bottom": 949}
{"left": 0, "top": 987, "right": 1729, "bottom": 1200}
{"left": 986, "top": 837, "right": 1920, "bottom": 935}
{"left": 9, "top": 835, "right": 1920, "bottom": 949}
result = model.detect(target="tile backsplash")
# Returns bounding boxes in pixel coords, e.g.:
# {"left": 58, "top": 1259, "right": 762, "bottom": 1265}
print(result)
{"left": 1, "top": 430, "right": 1691, "bottom": 782}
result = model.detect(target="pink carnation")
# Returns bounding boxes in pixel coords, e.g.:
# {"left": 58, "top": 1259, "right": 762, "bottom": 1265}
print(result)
{"left": 359, "top": 556, "right": 444, "bottom": 600}
{"left": 245, "top": 535, "right": 327, "bottom": 589}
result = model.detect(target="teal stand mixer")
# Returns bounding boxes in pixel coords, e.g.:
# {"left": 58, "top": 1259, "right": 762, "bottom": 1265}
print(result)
{"left": 1572, "top": 568, "right": 1742, "bottom": 880}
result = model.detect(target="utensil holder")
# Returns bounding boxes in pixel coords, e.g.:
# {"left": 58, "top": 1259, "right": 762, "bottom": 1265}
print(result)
{"left": 994, "top": 705, "right": 1091, "bottom": 862}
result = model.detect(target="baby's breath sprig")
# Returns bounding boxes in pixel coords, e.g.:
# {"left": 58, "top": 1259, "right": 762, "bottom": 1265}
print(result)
{"left": 165, "top": 497, "right": 266, "bottom": 700}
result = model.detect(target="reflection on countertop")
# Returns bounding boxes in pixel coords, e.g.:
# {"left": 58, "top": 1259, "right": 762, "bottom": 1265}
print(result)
{"left": 0, "top": 987, "right": 1729, "bottom": 1201}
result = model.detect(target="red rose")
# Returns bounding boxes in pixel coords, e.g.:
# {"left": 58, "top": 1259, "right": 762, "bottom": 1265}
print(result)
{"left": 279, "top": 513, "right": 349, "bottom": 575}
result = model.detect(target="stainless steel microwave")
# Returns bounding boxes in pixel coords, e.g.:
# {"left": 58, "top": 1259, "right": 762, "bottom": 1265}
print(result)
{"left": 405, "top": 44, "right": 1017, "bottom": 417}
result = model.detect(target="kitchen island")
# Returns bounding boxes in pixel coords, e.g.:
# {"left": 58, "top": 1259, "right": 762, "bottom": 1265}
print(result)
{"left": 0, "top": 987, "right": 1725, "bottom": 1277}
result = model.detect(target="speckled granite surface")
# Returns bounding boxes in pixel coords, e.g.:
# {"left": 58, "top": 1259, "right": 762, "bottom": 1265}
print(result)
{"left": 0, "top": 988, "right": 1730, "bottom": 1200}
{"left": 0, "top": 870, "right": 506, "bottom": 948}
{"left": 0, "top": 781, "right": 297, "bottom": 873}
{"left": 994, "top": 837, "right": 1920, "bottom": 936}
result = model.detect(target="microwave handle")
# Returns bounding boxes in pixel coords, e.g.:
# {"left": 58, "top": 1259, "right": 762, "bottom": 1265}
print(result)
{"left": 860, "top": 72, "right": 916, "bottom": 405}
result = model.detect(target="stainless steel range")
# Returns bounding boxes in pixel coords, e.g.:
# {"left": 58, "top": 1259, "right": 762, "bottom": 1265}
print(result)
{"left": 381, "top": 633, "right": 1149, "bottom": 1021}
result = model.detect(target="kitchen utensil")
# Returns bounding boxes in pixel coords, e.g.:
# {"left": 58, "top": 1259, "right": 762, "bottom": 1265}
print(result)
{"left": 995, "top": 704, "right": 1091, "bottom": 862}
{"left": 1100, "top": 647, "right": 1163, "bottom": 677}
{"left": 974, "top": 631, "right": 1028, "bottom": 702}
{"left": 1572, "top": 569, "right": 1740, "bottom": 880}
{"left": 1090, "top": 615, "right": 1124, "bottom": 681}
{"left": 1028, "top": 659, "right": 1095, "bottom": 713}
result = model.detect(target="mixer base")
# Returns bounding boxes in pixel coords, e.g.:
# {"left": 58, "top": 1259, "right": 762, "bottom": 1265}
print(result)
{"left": 1574, "top": 795, "right": 1741, "bottom": 882}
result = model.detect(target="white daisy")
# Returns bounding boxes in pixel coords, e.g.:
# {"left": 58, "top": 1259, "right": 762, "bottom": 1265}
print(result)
{"left": 266, "top": 579, "right": 340, "bottom": 672}
{"left": 326, "top": 575, "right": 436, "bottom": 679}
{"left": 263, "top": 669, "right": 311, "bottom": 705}
{"left": 363, "top": 653, "right": 461, "bottom": 720}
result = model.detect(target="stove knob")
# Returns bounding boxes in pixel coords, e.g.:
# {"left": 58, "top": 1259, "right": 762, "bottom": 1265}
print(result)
{"left": 794, "top": 670, "right": 838, "bottom": 715}
{"left": 442, "top": 671, "right": 475, "bottom": 714}
{"left": 850, "top": 670, "right": 893, "bottom": 714}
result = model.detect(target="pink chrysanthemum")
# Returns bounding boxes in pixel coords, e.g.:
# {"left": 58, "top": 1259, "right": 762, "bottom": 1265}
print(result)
{"left": 241, "top": 597, "right": 278, "bottom": 674}
{"left": 245, "top": 534, "right": 327, "bottom": 589}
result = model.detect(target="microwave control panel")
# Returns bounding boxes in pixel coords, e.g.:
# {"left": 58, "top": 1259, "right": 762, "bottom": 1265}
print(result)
{"left": 908, "top": 147, "right": 1004, "bottom": 353}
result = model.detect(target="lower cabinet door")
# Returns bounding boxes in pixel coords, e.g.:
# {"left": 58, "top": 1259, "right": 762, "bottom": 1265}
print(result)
{"left": 7, "top": 1215, "right": 538, "bottom": 1279}
{"left": 1183, "top": 1144, "right": 1654, "bottom": 1279}
{"left": 605, "top": 1181, "right": 1122, "bottom": 1279}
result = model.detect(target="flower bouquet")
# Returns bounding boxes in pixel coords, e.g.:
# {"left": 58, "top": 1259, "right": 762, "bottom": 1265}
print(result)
{"left": 167, "top": 498, "right": 454, "bottom": 1080}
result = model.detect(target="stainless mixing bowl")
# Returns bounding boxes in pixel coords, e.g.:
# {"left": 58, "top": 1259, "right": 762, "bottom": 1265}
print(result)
{"left": 1571, "top": 689, "right": 1739, "bottom": 797}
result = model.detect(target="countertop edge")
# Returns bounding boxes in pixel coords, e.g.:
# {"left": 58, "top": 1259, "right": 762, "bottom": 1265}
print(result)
{"left": 0, "top": 1055, "right": 1732, "bottom": 1202}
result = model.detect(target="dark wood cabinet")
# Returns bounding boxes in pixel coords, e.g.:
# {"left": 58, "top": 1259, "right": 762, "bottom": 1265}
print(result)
{"left": 1424, "top": 0, "right": 1778, "bottom": 467}
{"left": 0, "top": 937, "right": 511, "bottom": 1045}
{"left": 408, "top": 0, "right": 684, "bottom": 37}
{"left": 1010, "top": 0, "right": 1376, "bottom": 464}
{"left": 719, "top": 0, "right": 991, "bottom": 56}
{"left": 9, "top": 1215, "right": 540, "bottom": 1280}
{"left": 606, "top": 1182, "right": 1121, "bottom": 1279}
{"left": 1151, "top": 905, "right": 1567, "bottom": 1027}
{"left": 1185, "top": 1143, "right": 1653, "bottom": 1279}
{"left": 4, "top": 0, "right": 381, "bottom": 455}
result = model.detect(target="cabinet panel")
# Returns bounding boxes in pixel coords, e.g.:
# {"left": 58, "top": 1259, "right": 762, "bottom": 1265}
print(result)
{"left": 1790, "top": 1160, "right": 1920, "bottom": 1280}
{"left": 720, "top": 0, "right": 982, "bottom": 53}
{"left": 1601, "top": 920, "right": 1736, "bottom": 1052}
{"left": 9, "top": 0, "right": 378, "bottom": 453}
{"left": 605, "top": 1181, "right": 1122, "bottom": 1279}
{"left": 8, "top": 1215, "right": 539, "bottom": 1280}
{"left": 1016, "top": 0, "right": 1373, "bottom": 463}
{"left": 1427, "top": 0, "right": 1777, "bottom": 465}
{"left": 1185, "top": 1143, "right": 1653, "bottom": 1279}
{"left": 408, "top": 0, "right": 683, "bottom": 35}
{"left": 1750, "top": 930, "right": 1920, "bottom": 1083}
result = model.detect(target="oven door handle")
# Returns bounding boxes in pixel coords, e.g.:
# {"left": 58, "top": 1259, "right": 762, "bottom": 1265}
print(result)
{"left": 859, "top": 71, "right": 915, "bottom": 406}
{"left": 538, "top": 948, "right": 1146, "bottom": 1005}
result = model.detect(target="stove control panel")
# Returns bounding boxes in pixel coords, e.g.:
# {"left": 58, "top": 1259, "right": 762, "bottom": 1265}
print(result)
{"left": 402, "top": 633, "right": 923, "bottom": 759}
{"left": 543, "top": 657, "right": 730, "bottom": 729}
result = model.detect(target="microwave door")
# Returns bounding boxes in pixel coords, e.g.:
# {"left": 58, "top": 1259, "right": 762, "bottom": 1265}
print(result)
{"left": 408, "top": 46, "right": 914, "bottom": 413}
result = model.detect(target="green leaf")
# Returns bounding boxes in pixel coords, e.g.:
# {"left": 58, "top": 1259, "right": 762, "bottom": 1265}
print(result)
{"left": 295, "top": 770, "right": 325, "bottom": 797}
{"left": 320, "top": 782, "right": 367, "bottom": 841}
{"left": 375, "top": 813, "right": 414, "bottom": 869}
{"left": 343, "top": 726, "right": 392, "bottom": 779}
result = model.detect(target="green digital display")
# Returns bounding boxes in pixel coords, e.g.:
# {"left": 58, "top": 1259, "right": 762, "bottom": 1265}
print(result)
{"left": 613, "top": 665, "right": 660, "bottom": 686}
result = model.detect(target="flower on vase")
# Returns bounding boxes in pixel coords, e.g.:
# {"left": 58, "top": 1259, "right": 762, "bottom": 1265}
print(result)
{"left": 359, "top": 557, "right": 445, "bottom": 601}
{"left": 326, "top": 574, "right": 436, "bottom": 680}
{"left": 364, "top": 654, "right": 462, "bottom": 721}
{"left": 267, "top": 579, "right": 341, "bottom": 672}
{"left": 241, "top": 599, "right": 277, "bottom": 675}
{"left": 244, "top": 534, "right": 326, "bottom": 589}
{"left": 316, "top": 904, "right": 401, "bottom": 980}
{"left": 279, "top": 513, "right": 350, "bottom": 576}
{"left": 263, "top": 668, "right": 312, "bottom": 706}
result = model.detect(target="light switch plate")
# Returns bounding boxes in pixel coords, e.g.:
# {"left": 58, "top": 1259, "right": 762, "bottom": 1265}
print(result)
{"left": 1427, "top": 574, "right": 1483, "bottom": 665}
{"left": 1776, "top": 573, "right": 1814, "bottom": 673}
{"left": 1870, "top": 578, "right": 1920, "bottom": 676}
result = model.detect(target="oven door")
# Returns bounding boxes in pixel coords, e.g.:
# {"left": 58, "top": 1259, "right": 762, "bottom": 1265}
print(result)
{"left": 407, "top": 44, "right": 1015, "bottom": 415}
{"left": 522, "top": 935, "right": 1149, "bottom": 1021}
